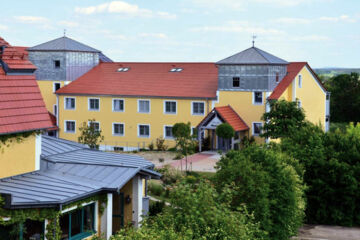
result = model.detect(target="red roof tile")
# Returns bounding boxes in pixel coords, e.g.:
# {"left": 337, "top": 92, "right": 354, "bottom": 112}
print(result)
{"left": 0, "top": 37, "right": 53, "bottom": 135}
{"left": 268, "top": 62, "right": 326, "bottom": 100}
{"left": 56, "top": 62, "right": 218, "bottom": 99}
{"left": 215, "top": 105, "right": 249, "bottom": 131}
{"left": 47, "top": 112, "right": 59, "bottom": 131}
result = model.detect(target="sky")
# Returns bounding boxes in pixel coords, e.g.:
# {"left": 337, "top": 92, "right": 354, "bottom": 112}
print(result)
{"left": 1, "top": 0, "right": 359, "bottom": 68}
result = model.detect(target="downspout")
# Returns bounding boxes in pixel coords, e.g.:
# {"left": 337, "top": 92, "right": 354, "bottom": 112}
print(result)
{"left": 56, "top": 94, "right": 59, "bottom": 138}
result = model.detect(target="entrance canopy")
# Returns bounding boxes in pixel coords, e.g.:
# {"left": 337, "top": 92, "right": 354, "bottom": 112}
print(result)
{"left": 197, "top": 105, "right": 249, "bottom": 151}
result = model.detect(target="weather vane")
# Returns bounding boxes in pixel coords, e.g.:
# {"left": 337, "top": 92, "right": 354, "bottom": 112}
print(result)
{"left": 252, "top": 35, "right": 257, "bottom": 47}
{"left": 64, "top": 29, "right": 66, "bottom": 37}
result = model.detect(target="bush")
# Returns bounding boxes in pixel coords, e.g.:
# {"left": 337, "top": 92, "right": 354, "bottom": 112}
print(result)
{"left": 148, "top": 181, "right": 164, "bottom": 197}
{"left": 173, "top": 152, "right": 183, "bottom": 160}
{"left": 112, "top": 180, "right": 266, "bottom": 240}
{"left": 149, "top": 201, "right": 165, "bottom": 216}
{"left": 214, "top": 146, "right": 305, "bottom": 240}
{"left": 156, "top": 165, "right": 183, "bottom": 185}
{"left": 148, "top": 142, "right": 154, "bottom": 151}
{"left": 156, "top": 137, "right": 168, "bottom": 151}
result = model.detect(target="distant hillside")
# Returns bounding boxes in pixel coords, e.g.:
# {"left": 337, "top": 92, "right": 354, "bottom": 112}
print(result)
{"left": 314, "top": 68, "right": 360, "bottom": 78}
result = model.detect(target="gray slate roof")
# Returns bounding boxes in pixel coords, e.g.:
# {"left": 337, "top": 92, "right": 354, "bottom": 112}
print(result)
{"left": 217, "top": 47, "right": 288, "bottom": 65}
{"left": 99, "top": 52, "right": 113, "bottom": 62}
{"left": 28, "top": 36, "right": 101, "bottom": 53}
{"left": 0, "top": 136, "right": 160, "bottom": 208}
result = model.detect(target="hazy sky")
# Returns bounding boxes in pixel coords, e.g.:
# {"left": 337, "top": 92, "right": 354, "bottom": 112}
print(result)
{"left": 1, "top": 0, "right": 359, "bottom": 68}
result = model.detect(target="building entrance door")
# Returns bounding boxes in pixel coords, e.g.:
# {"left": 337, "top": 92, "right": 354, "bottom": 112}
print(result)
{"left": 112, "top": 192, "right": 125, "bottom": 234}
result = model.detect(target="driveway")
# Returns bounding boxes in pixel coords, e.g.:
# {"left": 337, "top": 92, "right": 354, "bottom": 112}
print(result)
{"left": 170, "top": 151, "right": 221, "bottom": 172}
{"left": 294, "top": 225, "right": 360, "bottom": 240}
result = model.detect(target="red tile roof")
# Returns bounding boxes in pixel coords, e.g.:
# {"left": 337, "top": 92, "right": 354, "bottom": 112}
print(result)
{"left": 47, "top": 112, "right": 59, "bottom": 131}
{"left": 268, "top": 62, "right": 326, "bottom": 100}
{"left": 0, "top": 37, "right": 53, "bottom": 135}
{"left": 214, "top": 105, "right": 249, "bottom": 131}
{"left": 56, "top": 62, "right": 218, "bottom": 99}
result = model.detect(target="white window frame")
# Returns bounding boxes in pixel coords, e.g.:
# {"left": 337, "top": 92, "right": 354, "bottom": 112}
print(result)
{"left": 113, "top": 122, "right": 125, "bottom": 136}
{"left": 88, "top": 98, "right": 100, "bottom": 111}
{"left": 252, "top": 92, "right": 263, "bottom": 105}
{"left": 137, "top": 99, "right": 151, "bottom": 113}
{"left": 64, "top": 97, "right": 76, "bottom": 110}
{"left": 163, "top": 125, "right": 174, "bottom": 139}
{"left": 64, "top": 120, "right": 76, "bottom": 133}
{"left": 164, "top": 100, "right": 177, "bottom": 115}
{"left": 252, "top": 122, "right": 263, "bottom": 136}
{"left": 53, "top": 82, "right": 61, "bottom": 93}
{"left": 191, "top": 101, "right": 206, "bottom": 116}
{"left": 87, "top": 121, "right": 101, "bottom": 131}
{"left": 138, "top": 124, "right": 150, "bottom": 138}
{"left": 298, "top": 74, "right": 302, "bottom": 88}
{"left": 112, "top": 98, "right": 125, "bottom": 112}
{"left": 297, "top": 100, "right": 302, "bottom": 108}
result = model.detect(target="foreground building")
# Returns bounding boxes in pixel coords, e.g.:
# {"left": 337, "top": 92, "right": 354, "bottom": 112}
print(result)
{"left": 53, "top": 43, "right": 329, "bottom": 151}
{"left": 0, "top": 36, "right": 159, "bottom": 240}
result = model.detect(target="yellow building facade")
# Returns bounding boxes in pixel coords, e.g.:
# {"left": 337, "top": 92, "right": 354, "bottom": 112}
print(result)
{"left": 58, "top": 95, "right": 213, "bottom": 150}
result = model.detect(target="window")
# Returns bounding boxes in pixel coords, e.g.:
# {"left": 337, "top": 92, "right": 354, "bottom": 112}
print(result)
{"left": 253, "top": 92, "right": 263, "bottom": 105}
{"left": 170, "top": 68, "right": 183, "bottom": 72}
{"left": 60, "top": 203, "right": 95, "bottom": 240}
{"left": 54, "top": 82, "right": 61, "bottom": 92}
{"left": 65, "top": 121, "right": 75, "bottom": 133}
{"left": 54, "top": 104, "right": 58, "bottom": 116}
{"left": 65, "top": 97, "right": 75, "bottom": 110}
{"left": 117, "top": 67, "right": 130, "bottom": 72}
{"left": 233, "top": 77, "right": 240, "bottom": 87}
{"left": 113, "top": 99, "right": 124, "bottom": 112}
{"left": 138, "top": 100, "right": 150, "bottom": 113}
{"left": 113, "top": 123, "right": 124, "bottom": 136}
{"left": 88, "top": 98, "right": 100, "bottom": 111}
{"left": 54, "top": 60, "right": 61, "bottom": 68}
{"left": 297, "top": 100, "right": 302, "bottom": 108}
{"left": 192, "top": 102, "right": 205, "bottom": 115}
{"left": 298, "top": 75, "right": 302, "bottom": 88}
{"left": 164, "top": 126, "right": 173, "bottom": 138}
{"left": 138, "top": 125, "right": 150, "bottom": 137}
{"left": 252, "top": 122, "right": 262, "bottom": 136}
{"left": 275, "top": 72, "right": 280, "bottom": 83}
{"left": 164, "top": 101, "right": 176, "bottom": 114}
{"left": 114, "top": 147, "right": 124, "bottom": 152}
{"left": 88, "top": 121, "right": 100, "bottom": 132}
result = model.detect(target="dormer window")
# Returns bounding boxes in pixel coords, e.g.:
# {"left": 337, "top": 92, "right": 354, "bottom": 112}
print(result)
{"left": 117, "top": 67, "right": 129, "bottom": 72}
{"left": 170, "top": 68, "right": 183, "bottom": 72}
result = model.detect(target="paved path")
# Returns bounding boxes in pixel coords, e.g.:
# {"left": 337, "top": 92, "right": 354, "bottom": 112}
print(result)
{"left": 170, "top": 152, "right": 221, "bottom": 172}
{"left": 294, "top": 225, "right": 360, "bottom": 240}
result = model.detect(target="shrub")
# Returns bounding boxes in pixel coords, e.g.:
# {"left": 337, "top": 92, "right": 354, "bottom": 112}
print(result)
{"left": 112, "top": 180, "right": 266, "bottom": 240}
{"left": 148, "top": 142, "right": 154, "bottom": 151}
{"left": 173, "top": 152, "right": 183, "bottom": 160}
{"left": 157, "top": 165, "right": 183, "bottom": 185}
{"left": 148, "top": 181, "right": 164, "bottom": 197}
{"left": 149, "top": 201, "right": 166, "bottom": 216}
{"left": 214, "top": 146, "right": 305, "bottom": 240}
{"left": 156, "top": 137, "right": 168, "bottom": 151}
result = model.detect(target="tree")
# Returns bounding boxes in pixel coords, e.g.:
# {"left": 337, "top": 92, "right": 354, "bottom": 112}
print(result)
{"left": 111, "top": 180, "right": 266, "bottom": 240}
{"left": 78, "top": 119, "right": 104, "bottom": 149}
{"left": 261, "top": 99, "right": 306, "bottom": 139}
{"left": 216, "top": 123, "right": 235, "bottom": 150}
{"left": 214, "top": 146, "right": 305, "bottom": 240}
{"left": 280, "top": 122, "right": 360, "bottom": 226}
{"left": 172, "top": 122, "right": 196, "bottom": 171}
{"left": 325, "top": 73, "right": 360, "bottom": 123}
